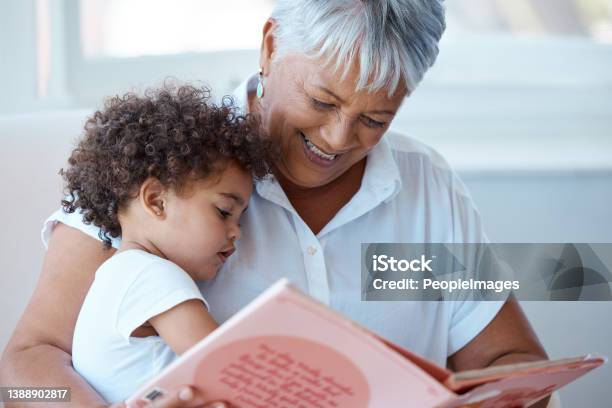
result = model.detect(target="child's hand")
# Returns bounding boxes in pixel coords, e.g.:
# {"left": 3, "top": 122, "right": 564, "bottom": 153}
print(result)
{"left": 115, "top": 385, "right": 230, "bottom": 408}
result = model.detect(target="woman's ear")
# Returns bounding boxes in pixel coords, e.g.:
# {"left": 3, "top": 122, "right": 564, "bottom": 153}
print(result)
{"left": 259, "top": 18, "right": 277, "bottom": 76}
{"left": 139, "top": 177, "right": 167, "bottom": 219}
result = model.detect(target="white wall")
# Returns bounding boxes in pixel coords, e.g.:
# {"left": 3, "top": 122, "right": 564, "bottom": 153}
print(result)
{"left": 0, "top": 1, "right": 38, "bottom": 114}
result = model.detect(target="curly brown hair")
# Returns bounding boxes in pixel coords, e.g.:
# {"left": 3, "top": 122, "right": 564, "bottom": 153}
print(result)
{"left": 61, "top": 84, "right": 271, "bottom": 247}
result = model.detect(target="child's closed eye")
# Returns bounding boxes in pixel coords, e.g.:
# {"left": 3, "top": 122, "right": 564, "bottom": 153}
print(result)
{"left": 217, "top": 208, "right": 232, "bottom": 219}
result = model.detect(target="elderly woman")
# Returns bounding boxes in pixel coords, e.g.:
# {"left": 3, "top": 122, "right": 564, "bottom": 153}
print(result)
{"left": 0, "top": 1, "right": 549, "bottom": 407}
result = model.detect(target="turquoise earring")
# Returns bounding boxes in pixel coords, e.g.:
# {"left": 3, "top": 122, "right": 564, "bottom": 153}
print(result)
{"left": 256, "top": 68, "right": 264, "bottom": 98}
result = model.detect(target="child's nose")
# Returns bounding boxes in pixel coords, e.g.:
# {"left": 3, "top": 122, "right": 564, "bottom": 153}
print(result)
{"left": 229, "top": 223, "right": 241, "bottom": 241}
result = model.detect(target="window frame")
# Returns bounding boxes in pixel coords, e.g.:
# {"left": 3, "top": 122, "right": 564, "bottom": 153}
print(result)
{"left": 63, "top": 1, "right": 261, "bottom": 106}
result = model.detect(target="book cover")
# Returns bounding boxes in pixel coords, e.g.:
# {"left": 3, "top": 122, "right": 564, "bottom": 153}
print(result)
{"left": 127, "top": 279, "right": 606, "bottom": 408}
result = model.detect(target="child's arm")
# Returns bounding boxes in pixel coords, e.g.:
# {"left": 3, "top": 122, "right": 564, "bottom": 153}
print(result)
{"left": 149, "top": 299, "right": 218, "bottom": 355}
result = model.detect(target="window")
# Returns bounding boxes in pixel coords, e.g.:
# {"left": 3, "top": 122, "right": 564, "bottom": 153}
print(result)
{"left": 392, "top": 0, "right": 612, "bottom": 172}
{"left": 78, "top": 0, "right": 612, "bottom": 61}
{"left": 59, "top": 0, "right": 612, "bottom": 103}
{"left": 10, "top": 0, "right": 612, "bottom": 170}
{"left": 447, "top": 0, "right": 612, "bottom": 42}
{"left": 79, "top": 0, "right": 276, "bottom": 58}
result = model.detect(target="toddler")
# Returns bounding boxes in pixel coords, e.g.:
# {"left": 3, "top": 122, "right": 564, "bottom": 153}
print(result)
{"left": 61, "top": 85, "right": 270, "bottom": 403}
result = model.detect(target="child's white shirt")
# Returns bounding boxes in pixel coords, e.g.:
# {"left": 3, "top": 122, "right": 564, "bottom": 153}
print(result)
{"left": 72, "top": 249, "right": 208, "bottom": 403}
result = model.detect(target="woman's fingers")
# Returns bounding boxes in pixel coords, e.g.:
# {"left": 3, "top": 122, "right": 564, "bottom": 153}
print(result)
{"left": 123, "top": 386, "right": 230, "bottom": 408}
{"left": 124, "top": 386, "right": 194, "bottom": 408}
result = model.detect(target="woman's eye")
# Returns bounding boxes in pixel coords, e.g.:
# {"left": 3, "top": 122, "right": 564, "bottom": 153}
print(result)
{"left": 310, "top": 98, "right": 335, "bottom": 111}
{"left": 362, "top": 116, "right": 386, "bottom": 129}
{"left": 217, "top": 208, "right": 231, "bottom": 219}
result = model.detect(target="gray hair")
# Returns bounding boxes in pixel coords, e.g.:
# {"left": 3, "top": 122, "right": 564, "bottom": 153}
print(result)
{"left": 270, "top": 0, "right": 446, "bottom": 95}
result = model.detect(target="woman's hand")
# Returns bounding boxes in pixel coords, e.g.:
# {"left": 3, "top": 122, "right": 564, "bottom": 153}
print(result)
{"left": 109, "top": 386, "right": 230, "bottom": 408}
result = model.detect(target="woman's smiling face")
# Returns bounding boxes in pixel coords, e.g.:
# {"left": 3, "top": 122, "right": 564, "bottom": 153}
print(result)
{"left": 256, "top": 22, "right": 407, "bottom": 188}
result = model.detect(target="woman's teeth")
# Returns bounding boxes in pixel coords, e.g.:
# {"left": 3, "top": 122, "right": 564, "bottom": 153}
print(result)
{"left": 302, "top": 134, "right": 337, "bottom": 161}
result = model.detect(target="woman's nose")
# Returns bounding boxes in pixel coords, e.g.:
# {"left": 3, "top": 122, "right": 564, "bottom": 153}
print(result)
{"left": 321, "top": 117, "right": 355, "bottom": 152}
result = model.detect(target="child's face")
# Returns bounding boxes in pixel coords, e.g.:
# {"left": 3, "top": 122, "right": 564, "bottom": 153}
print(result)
{"left": 157, "top": 161, "right": 253, "bottom": 280}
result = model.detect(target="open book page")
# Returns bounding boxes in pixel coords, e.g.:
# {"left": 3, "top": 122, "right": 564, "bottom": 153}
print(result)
{"left": 439, "top": 355, "right": 605, "bottom": 407}
{"left": 444, "top": 355, "right": 604, "bottom": 392}
{"left": 127, "top": 279, "right": 455, "bottom": 407}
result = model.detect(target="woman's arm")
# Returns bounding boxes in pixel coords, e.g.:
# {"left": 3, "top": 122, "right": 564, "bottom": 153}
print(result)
{"left": 0, "top": 223, "right": 113, "bottom": 407}
{"left": 448, "top": 296, "right": 550, "bottom": 407}
{"left": 448, "top": 297, "right": 547, "bottom": 369}
{"left": 0, "top": 224, "right": 213, "bottom": 408}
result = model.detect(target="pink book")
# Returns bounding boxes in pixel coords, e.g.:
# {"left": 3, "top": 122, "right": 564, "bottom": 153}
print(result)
{"left": 126, "top": 279, "right": 606, "bottom": 408}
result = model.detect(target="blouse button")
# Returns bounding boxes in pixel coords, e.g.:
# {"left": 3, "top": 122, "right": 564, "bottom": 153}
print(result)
{"left": 307, "top": 246, "right": 317, "bottom": 255}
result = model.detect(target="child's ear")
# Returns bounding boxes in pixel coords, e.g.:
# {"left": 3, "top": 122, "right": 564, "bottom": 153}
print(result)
{"left": 140, "top": 177, "right": 167, "bottom": 219}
